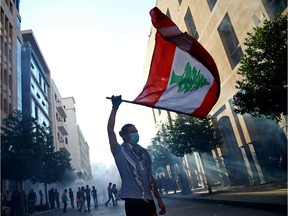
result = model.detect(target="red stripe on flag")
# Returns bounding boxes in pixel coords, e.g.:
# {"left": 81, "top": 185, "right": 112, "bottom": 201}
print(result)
{"left": 192, "top": 81, "right": 219, "bottom": 116}
{"left": 134, "top": 33, "right": 175, "bottom": 105}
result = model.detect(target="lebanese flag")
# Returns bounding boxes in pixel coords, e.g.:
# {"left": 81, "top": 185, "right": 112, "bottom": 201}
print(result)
{"left": 133, "top": 7, "right": 220, "bottom": 117}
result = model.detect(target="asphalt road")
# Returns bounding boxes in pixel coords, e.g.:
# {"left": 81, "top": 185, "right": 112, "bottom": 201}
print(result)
{"left": 32, "top": 197, "right": 286, "bottom": 216}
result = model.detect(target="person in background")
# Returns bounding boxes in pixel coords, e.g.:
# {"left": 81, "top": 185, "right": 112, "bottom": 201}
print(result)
{"left": 112, "top": 184, "right": 118, "bottom": 206}
{"left": 107, "top": 95, "right": 166, "bottom": 216}
{"left": 68, "top": 188, "right": 74, "bottom": 208}
{"left": 61, "top": 189, "right": 68, "bottom": 213}
{"left": 27, "top": 189, "right": 37, "bottom": 214}
{"left": 79, "top": 186, "right": 87, "bottom": 212}
{"left": 104, "top": 182, "right": 115, "bottom": 207}
{"left": 85, "top": 185, "right": 91, "bottom": 211}
{"left": 54, "top": 189, "right": 60, "bottom": 208}
{"left": 76, "top": 187, "right": 81, "bottom": 208}
{"left": 91, "top": 186, "right": 98, "bottom": 208}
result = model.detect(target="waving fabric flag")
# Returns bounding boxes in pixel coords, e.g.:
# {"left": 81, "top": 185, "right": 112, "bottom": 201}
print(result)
{"left": 133, "top": 7, "right": 220, "bottom": 117}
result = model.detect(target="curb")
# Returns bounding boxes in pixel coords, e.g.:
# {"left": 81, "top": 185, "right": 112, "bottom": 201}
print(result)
{"left": 163, "top": 195, "right": 287, "bottom": 213}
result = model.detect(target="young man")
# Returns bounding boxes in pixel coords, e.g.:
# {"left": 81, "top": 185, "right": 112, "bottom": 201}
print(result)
{"left": 107, "top": 95, "right": 166, "bottom": 216}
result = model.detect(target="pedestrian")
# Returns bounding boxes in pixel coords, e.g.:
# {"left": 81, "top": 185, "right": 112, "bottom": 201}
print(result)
{"left": 27, "top": 189, "right": 37, "bottom": 214}
{"left": 22, "top": 190, "right": 28, "bottom": 213}
{"left": 112, "top": 184, "right": 118, "bottom": 205}
{"left": 48, "top": 188, "right": 55, "bottom": 209}
{"left": 107, "top": 95, "right": 166, "bottom": 216}
{"left": 79, "top": 186, "right": 87, "bottom": 212}
{"left": 91, "top": 186, "right": 98, "bottom": 208}
{"left": 11, "top": 189, "right": 21, "bottom": 216}
{"left": 105, "top": 182, "right": 115, "bottom": 207}
{"left": 85, "top": 185, "right": 91, "bottom": 211}
{"left": 54, "top": 189, "right": 60, "bottom": 208}
{"left": 76, "top": 187, "right": 80, "bottom": 208}
{"left": 61, "top": 189, "right": 68, "bottom": 213}
{"left": 39, "top": 190, "right": 44, "bottom": 206}
{"left": 68, "top": 188, "right": 74, "bottom": 208}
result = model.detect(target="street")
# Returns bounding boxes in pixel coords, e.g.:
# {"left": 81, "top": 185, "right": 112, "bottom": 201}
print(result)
{"left": 33, "top": 198, "right": 286, "bottom": 216}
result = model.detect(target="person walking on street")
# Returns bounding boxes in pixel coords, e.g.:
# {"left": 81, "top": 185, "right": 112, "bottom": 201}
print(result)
{"left": 54, "top": 189, "right": 60, "bottom": 208}
{"left": 68, "top": 188, "right": 74, "bottom": 208}
{"left": 48, "top": 188, "right": 55, "bottom": 209}
{"left": 107, "top": 95, "right": 166, "bottom": 216}
{"left": 76, "top": 187, "right": 80, "bottom": 208}
{"left": 61, "top": 189, "right": 68, "bottom": 213}
{"left": 91, "top": 186, "right": 98, "bottom": 208}
{"left": 112, "top": 184, "right": 119, "bottom": 205}
{"left": 105, "top": 182, "right": 115, "bottom": 207}
{"left": 85, "top": 185, "right": 91, "bottom": 211}
{"left": 27, "top": 189, "right": 37, "bottom": 214}
{"left": 79, "top": 186, "right": 87, "bottom": 212}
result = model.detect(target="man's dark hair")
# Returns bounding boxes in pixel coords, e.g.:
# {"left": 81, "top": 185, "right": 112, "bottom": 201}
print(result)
{"left": 119, "top": 123, "right": 134, "bottom": 137}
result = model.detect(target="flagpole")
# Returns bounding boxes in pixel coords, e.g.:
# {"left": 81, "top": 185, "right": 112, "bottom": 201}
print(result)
{"left": 106, "top": 97, "right": 207, "bottom": 118}
{"left": 105, "top": 97, "right": 135, "bottom": 105}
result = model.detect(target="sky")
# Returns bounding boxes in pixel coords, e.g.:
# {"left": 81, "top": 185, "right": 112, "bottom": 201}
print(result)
{"left": 20, "top": 0, "right": 157, "bottom": 166}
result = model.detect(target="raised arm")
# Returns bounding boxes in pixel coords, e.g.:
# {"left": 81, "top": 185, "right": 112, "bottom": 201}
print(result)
{"left": 107, "top": 95, "right": 122, "bottom": 154}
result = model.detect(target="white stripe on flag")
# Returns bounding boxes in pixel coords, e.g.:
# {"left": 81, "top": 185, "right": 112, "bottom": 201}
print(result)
{"left": 155, "top": 47, "right": 214, "bottom": 113}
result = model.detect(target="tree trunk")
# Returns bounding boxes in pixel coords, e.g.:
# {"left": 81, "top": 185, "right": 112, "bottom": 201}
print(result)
{"left": 199, "top": 153, "right": 212, "bottom": 194}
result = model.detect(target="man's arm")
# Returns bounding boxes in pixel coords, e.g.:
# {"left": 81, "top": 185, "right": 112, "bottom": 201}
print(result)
{"left": 107, "top": 95, "right": 122, "bottom": 154}
{"left": 152, "top": 177, "right": 166, "bottom": 215}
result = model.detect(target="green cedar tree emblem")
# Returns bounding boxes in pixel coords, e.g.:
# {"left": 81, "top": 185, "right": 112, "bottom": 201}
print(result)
{"left": 169, "top": 62, "right": 210, "bottom": 93}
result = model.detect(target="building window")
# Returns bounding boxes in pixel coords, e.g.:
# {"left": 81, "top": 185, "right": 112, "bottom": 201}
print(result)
{"left": 261, "top": 0, "right": 287, "bottom": 19}
{"left": 207, "top": 0, "right": 217, "bottom": 11}
{"left": 178, "top": 0, "right": 182, "bottom": 5}
{"left": 184, "top": 7, "right": 199, "bottom": 39}
{"left": 65, "top": 137, "right": 68, "bottom": 144}
{"left": 218, "top": 13, "right": 243, "bottom": 69}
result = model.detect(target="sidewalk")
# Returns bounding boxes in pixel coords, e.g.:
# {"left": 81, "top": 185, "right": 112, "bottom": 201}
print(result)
{"left": 164, "top": 182, "right": 287, "bottom": 212}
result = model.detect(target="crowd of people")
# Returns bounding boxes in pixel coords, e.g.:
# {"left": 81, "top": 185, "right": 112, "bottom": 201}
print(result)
{"left": 1, "top": 184, "right": 101, "bottom": 215}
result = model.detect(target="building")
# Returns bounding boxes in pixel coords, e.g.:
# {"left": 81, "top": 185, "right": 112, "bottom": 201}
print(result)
{"left": 0, "top": 0, "right": 21, "bottom": 191}
{"left": 62, "top": 97, "right": 92, "bottom": 180}
{"left": 21, "top": 30, "right": 51, "bottom": 128}
{"left": 50, "top": 79, "right": 69, "bottom": 153}
{"left": 0, "top": 0, "right": 21, "bottom": 122}
{"left": 146, "top": 0, "right": 287, "bottom": 188}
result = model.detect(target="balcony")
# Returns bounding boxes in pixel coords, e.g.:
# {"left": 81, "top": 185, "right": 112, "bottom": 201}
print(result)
{"left": 57, "top": 119, "right": 68, "bottom": 135}
{"left": 56, "top": 100, "right": 67, "bottom": 118}
{"left": 58, "top": 139, "right": 70, "bottom": 155}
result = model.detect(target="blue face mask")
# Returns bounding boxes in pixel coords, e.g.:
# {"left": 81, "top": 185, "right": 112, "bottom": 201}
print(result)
{"left": 129, "top": 132, "right": 139, "bottom": 145}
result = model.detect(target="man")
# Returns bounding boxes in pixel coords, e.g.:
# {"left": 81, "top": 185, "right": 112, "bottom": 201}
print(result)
{"left": 105, "top": 182, "right": 115, "bottom": 207}
{"left": 85, "top": 185, "right": 91, "bottom": 211}
{"left": 79, "top": 186, "right": 87, "bottom": 212}
{"left": 107, "top": 95, "right": 166, "bottom": 216}
{"left": 61, "top": 189, "right": 68, "bottom": 213}
{"left": 91, "top": 186, "right": 98, "bottom": 208}
{"left": 68, "top": 188, "right": 74, "bottom": 208}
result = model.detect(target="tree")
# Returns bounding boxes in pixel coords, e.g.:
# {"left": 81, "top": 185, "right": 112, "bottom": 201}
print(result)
{"left": 147, "top": 132, "right": 181, "bottom": 194}
{"left": 233, "top": 14, "right": 287, "bottom": 122}
{"left": 166, "top": 114, "right": 223, "bottom": 193}
{"left": 1, "top": 110, "right": 48, "bottom": 213}
{"left": 31, "top": 127, "right": 73, "bottom": 205}
{"left": 1, "top": 110, "right": 42, "bottom": 183}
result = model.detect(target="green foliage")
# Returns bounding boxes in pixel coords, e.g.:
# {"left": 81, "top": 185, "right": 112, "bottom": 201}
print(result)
{"left": 146, "top": 132, "right": 181, "bottom": 172}
{"left": 1, "top": 110, "right": 41, "bottom": 181}
{"left": 1, "top": 110, "right": 73, "bottom": 185}
{"left": 233, "top": 13, "right": 287, "bottom": 122}
{"left": 166, "top": 114, "right": 222, "bottom": 157}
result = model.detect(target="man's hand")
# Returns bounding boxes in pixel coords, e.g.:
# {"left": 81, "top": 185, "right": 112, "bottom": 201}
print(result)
{"left": 111, "top": 95, "right": 122, "bottom": 109}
